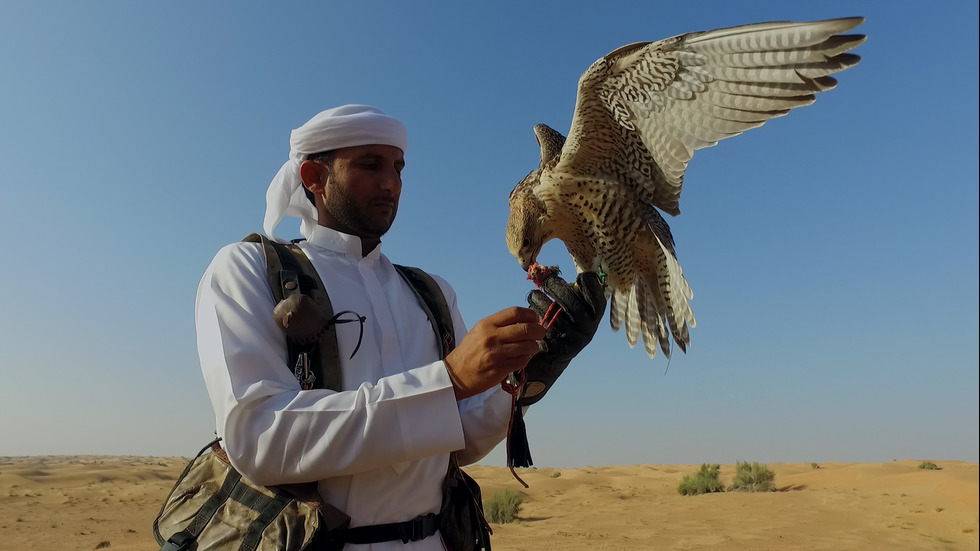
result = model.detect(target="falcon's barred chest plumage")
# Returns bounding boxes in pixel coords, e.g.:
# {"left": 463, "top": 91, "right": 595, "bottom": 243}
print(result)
{"left": 506, "top": 17, "right": 866, "bottom": 358}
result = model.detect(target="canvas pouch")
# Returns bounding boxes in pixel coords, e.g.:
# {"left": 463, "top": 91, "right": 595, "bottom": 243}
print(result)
{"left": 153, "top": 439, "right": 350, "bottom": 551}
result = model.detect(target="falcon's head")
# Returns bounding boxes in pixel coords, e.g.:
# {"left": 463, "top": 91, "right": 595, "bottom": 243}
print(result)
{"left": 506, "top": 124, "right": 566, "bottom": 271}
{"left": 506, "top": 171, "right": 550, "bottom": 271}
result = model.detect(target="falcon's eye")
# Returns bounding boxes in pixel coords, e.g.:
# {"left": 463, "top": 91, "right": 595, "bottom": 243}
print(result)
{"left": 522, "top": 238, "right": 531, "bottom": 248}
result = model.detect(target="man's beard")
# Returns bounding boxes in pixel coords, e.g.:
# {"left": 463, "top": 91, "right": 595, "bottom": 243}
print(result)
{"left": 325, "top": 181, "right": 397, "bottom": 239}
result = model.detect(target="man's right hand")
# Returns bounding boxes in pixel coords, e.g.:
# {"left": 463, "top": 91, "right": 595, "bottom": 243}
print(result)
{"left": 444, "top": 307, "right": 546, "bottom": 400}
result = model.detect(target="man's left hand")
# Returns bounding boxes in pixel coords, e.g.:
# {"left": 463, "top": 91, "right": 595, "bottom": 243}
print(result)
{"left": 517, "top": 271, "right": 606, "bottom": 407}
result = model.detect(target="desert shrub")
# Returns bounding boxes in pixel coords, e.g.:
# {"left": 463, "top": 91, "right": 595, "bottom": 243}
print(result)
{"left": 677, "top": 464, "right": 725, "bottom": 496}
{"left": 810, "top": 462, "right": 820, "bottom": 469}
{"left": 729, "top": 461, "right": 776, "bottom": 492}
{"left": 551, "top": 471, "right": 561, "bottom": 478}
{"left": 483, "top": 489, "right": 523, "bottom": 523}
{"left": 918, "top": 461, "right": 940, "bottom": 470}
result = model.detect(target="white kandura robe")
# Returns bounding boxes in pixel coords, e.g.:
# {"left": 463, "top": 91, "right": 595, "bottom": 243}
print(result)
{"left": 196, "top": 224, "right": 513, "bottom": 550}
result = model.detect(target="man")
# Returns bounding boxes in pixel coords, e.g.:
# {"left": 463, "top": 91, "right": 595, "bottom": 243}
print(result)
{"left": 196, "top": 105, "right": 604, "bottom": 549}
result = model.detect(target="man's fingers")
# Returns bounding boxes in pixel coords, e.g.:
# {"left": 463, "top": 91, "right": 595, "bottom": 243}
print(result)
{"left": 496, "top": 321, "right": 547, "bottom": 344}
{"left": 475, "top": 308, "right": 546, "bottom": 354}
{"left": 484, "top": 306, "right": 541, "bottom": 327}
{"left": 495, "top": 338, "right": 544, "bottom": 360}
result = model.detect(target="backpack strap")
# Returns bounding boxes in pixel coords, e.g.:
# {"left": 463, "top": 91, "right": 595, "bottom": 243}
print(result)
{"left": 394, "top": 265, "right": 456, "bottom": 357}
{"left": 243, "top": 233, "right": 343, "bottom": 391}
{"left": 243, "top": 234, "right": 457, "bottom": 388}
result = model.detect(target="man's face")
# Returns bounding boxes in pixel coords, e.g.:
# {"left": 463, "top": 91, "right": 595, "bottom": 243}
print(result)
{"left": 319, "top": 144, "right": 404, "bottom": 240}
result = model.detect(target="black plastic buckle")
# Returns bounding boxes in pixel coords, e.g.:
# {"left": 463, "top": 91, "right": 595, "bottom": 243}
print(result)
{"left": 160, "top": 531, "right": 195, "bottom": 551}
{"left": 398, "top": 513, "right": 437, "bottom": 543}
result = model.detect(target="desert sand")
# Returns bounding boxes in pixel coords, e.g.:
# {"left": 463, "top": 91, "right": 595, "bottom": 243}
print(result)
{"left": 0, "top": 455, "right": 975, "bottom": 550}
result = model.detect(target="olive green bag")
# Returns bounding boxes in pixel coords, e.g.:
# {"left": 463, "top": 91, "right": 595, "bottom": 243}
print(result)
{"left": 153, "top": 439, "right": 349, "bottom": 551}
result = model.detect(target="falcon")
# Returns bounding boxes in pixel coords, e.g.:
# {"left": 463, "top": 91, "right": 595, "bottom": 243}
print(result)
{"left": 506, "top": 17, "right": 866, "bottom": 358}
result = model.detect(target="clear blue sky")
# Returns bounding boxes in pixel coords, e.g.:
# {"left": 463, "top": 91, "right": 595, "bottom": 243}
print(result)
{"left": 1, "top": 1, "right": 977, "bottom": 467}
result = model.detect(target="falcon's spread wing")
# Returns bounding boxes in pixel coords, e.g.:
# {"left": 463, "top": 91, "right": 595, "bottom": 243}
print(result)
{"left": 506, "top": 17, "right": 865, "bottom": 358}
{"left": 560, "top": 17, "right": 865, "bottom": 216}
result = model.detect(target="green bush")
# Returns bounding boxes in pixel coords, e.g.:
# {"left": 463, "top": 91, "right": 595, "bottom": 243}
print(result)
{"left": 550, "top": 471, "right": 562, "bottom": 478}
{"left": 918, "top": 461, "right": 940, "bottom": 470}
{"left": 810, "top": 462, "right": 820, "bottom": 469}
{"left": 677, "top": 464, "right": 725, "bottom": 496}
{"left": 729, "top": 461, "right": 776, "bottom": 492}
{"left": 483, "top": 489, "right": 523, "bottom": 523}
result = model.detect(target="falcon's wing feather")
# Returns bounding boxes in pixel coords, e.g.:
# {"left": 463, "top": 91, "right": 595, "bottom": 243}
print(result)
{"left": 555, "top": 17, "right": 865, "bottom": 215}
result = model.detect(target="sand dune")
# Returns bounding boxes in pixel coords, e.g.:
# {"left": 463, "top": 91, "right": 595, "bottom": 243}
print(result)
{"left": 0, "top": 456, "right": 975, "bottom": 550}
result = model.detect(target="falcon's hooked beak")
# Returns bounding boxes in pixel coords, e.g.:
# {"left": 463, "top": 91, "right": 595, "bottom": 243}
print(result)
{"left": 509, "top": 227, "right": 549, "bottom": 272}
{"left": 511, "top": 235, "right": 543, "bottom": 272}
{"left": 507, "top": 210, "right": 548, "bottom": 272}
{"left": 519, "top": 252, "right": 536, "bottom": 272}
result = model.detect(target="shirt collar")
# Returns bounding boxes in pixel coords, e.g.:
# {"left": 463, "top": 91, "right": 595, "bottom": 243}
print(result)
{"left": 307, "top": 224, "right": 383, "bottom": 261}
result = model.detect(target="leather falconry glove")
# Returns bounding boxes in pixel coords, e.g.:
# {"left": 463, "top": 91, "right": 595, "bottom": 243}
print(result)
{"left": 519, "top": 271, "right": 607, "bottom": 407}
{"left": 506, "top": 271, "right": 606, "bottom": 473}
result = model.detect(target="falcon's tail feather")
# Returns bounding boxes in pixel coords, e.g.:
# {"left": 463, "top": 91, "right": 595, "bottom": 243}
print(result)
{"left": 609, "top": 219, "right": 696, "bottom": 358}
{"left": 653, "top": 229, "right": 696, "bottom": 351}
{"left": 610, "top": 280, "right": 671, "bottom": 358}
{"left": 640, "top": 280, "right": 671, "bottom": 358}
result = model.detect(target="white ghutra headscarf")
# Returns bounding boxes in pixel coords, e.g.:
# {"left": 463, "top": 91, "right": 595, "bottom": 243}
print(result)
{"left": 263, "top": 104, "right": 408, "bottom": 243}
